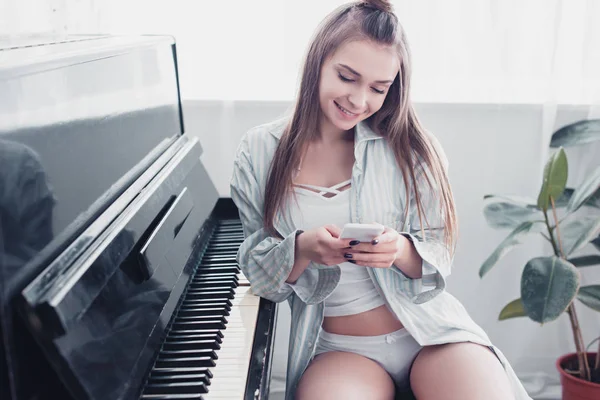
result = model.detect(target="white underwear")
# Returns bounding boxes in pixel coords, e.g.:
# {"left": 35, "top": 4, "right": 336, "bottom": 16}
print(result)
{"left": 313, "top": 328, "right": 422, "bottom": 391}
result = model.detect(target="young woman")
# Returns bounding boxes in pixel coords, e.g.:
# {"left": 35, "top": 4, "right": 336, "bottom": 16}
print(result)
{"left": 230, "top": 1, "right": 532, "bottom": 399}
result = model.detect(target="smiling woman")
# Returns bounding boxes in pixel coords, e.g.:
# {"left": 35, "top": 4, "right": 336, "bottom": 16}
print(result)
{"left": 230, "top": 1, "right": 534, "bottom": 400}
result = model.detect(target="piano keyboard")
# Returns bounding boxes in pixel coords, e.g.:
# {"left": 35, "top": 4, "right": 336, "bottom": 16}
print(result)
{"left": 141, "top": 219, "right": 260, "bottom": 400}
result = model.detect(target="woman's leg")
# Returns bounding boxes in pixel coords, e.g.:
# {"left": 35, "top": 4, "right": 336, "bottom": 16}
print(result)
{"left": 409, "top": 342, "right": 515, "bottom": 400}
{"left": 295, "top": 351, "right": 396, "bottom": 400}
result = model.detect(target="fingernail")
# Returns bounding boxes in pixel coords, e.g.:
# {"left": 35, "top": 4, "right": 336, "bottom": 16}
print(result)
{"left": 371, "top": 239, "right": 379, "bottom": 245}
{"left": 344, "top": 253, "right": 353, "bottom": 259}
{"left": 349, "top": 240, "right": 360, "bottom": 246}
{"left": 348, "top": 260, "right": 357, "bottom": 264}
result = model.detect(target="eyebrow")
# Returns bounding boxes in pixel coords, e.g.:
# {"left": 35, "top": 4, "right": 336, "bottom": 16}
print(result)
{"left": 338, "top": 63, "right": 394, "bottom": 84}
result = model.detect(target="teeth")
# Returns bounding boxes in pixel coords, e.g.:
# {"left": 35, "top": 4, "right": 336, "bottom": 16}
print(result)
{"left": 336, "top": 102, "right": 356, "bottom": 116}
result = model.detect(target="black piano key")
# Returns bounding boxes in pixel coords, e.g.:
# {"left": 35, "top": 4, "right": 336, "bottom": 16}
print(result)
{"left": 144, "top": 381, "right": 208, "bottom": 395}
{"left": 160, "top": 349, "right": 218, "bottom": 360}
{"left": 190, "top": 281, "right": 237, "bottom": 289}
{"left": 194, "top": 265, "right": 239, "bottom": 272}
{"left": 198, "top": 258, "right": 239, "bottom": 263}
{"left": 188, "top": 283, "right": 237, "bottom": 291}
{"left": 184, "top": 291, "right": 234, "bottom": 300}
{"left": 202, "top": 250, "right": 239, "bottom": 256}
{"left": 180, "top": 302, "right": 231, "bottom": 311}
{"left": 151, "top": 367, "right": 213, "bottom": 380}
{"left": 167, "top": 332, "right": 223, "bottom": 343}
{"left": 163, "top": 340, "right": 221, "bottom": 351}
{"left": 208, "top": 238, "right": 242, "bottom": 245}
{"left": 141, "top": 394, "right": 204, "bottom": 399}
{"left": 155, "top": 356, "right": 216, "bottom": 368}
{"left": 150, "top": 373, "right": 211, "bottom": 385}
{"left": 168, "top": 328, "right": 223, "bottom": 337}
{"left": 210, "top": 237, "right": 242, "bottom": 242}
{"left": 174, "top": 315, "right": 228, "bottom": 324}
{"left": 172, "top": 320, "right": 226, "bottom": 331}
{"left": 177, "top": 308, "right": 229, "bottom": 317}
{"left": 204, "top": 246, "right": 240, "bottom": 252}
{"left": 192, "top": 273, "right": 238, "bottom": 282}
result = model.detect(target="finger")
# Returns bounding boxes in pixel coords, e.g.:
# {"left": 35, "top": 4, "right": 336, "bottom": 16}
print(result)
{"left": 373, "top": 228, "right": 398, "bottom": 244}
{"left": 343, "top": 251, "right": 393, "bottom": 264}
{"left": 323, "top": 224, "right": 342, "bottom": 238}
{"left": 347, "top": 242, "right": 395, "bottom": 253}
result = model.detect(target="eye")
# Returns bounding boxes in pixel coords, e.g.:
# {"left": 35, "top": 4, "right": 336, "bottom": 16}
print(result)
{"left": 372, "top": 88, "right": 385, "bottom": 95}
{"left": 338, "top": 73, "right": 354, "bottom": 82}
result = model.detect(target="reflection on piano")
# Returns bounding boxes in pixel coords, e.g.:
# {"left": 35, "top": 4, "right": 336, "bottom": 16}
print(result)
{"left": 0, "top": 35, "right": 277, "bottom": 400}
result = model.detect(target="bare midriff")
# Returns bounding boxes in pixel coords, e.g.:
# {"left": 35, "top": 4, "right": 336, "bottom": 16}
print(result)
{"left": 322, "top": 304, "right": 404, "bottom": 336}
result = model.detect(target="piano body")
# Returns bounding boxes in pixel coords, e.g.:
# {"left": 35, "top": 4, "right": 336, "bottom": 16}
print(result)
{"left": 0, "top": 35, "right": 277, "bottom": 400}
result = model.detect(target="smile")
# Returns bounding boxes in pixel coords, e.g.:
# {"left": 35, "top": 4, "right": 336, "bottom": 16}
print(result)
{"left": 334, "top": 101, "right": 359, "bottom": 117}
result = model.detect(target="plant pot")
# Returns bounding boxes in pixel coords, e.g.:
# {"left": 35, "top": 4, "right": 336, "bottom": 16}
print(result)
{"left": 556, "top": 352, "right": 600, "bottom": 400}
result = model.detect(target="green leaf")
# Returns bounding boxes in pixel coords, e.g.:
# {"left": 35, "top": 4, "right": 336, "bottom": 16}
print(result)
{"left": 521, "top": 257, "right": 579, "bottom": 324}
{"left": 483, "top": 195, "right": 542, "bottom": 229}
{"left": 537, "top": 148, "right": 568, "bottom": 210}
{"left": 499, "top": 298, "right": 527, "bottom": 320}
{"left": 480, "top": 221, "right": 541, "bottom": 278}
{"left": 560, "top": 216, "right": 600, "bottom": 256}
{"left": 567, "top": 166, "right": 600, "bottom": 213}
{"left": 550, "top": 119, "right": 600, "bottom": 148}
{"left": 577, "top": 285, "right": 600, "bottom": 312}
{"left": 567, "top": 255, "right": 600, "bottom": 267}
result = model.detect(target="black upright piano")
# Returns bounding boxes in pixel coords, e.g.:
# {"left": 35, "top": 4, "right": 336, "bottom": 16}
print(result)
{"left": 0, "top": 35, "right": 277, "bottom": 400}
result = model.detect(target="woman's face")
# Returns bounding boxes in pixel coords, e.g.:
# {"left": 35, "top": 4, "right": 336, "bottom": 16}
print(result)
{"left": 319, "top": 40, "right": 399, "bottom": 134}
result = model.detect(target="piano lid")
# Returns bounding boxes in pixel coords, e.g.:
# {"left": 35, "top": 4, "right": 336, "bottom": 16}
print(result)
{"left": 0, "top": 35, "right": 186, "bottom": 301}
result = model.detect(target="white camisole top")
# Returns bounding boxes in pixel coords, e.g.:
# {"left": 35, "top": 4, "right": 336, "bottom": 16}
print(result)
{"left": 289, "top": 179, "right": 385, "bottom": 317}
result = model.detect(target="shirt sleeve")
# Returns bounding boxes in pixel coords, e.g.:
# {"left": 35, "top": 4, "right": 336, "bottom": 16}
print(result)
{"left": 393, "top": 135, "right": 453, "bottom": 304}
{"left": 230, "top": 134, "right": 340, "bottom": 304}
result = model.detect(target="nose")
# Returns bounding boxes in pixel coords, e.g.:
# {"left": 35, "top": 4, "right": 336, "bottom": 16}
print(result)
{"left": 347, "top": 87, "right": 367, "bottom": 112}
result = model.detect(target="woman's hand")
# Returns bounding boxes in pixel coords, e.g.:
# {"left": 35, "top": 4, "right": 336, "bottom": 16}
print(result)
{"left": 342, "top": 226, "right": 408, "bottom": 269}
{"left": 296, "top": 225, "right": 357, "bottom": 266}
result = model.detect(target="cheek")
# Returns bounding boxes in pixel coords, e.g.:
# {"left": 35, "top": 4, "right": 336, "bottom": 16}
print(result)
{"left": 320, "top": 74, "right": 345, "bottom": 100}
{"left": 367, "top": 96, "right": 387, "bottom": 115}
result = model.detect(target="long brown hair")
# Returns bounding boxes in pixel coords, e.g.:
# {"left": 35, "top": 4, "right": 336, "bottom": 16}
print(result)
{"left": 263, "top": 0, "right": 458, "bottom": 255}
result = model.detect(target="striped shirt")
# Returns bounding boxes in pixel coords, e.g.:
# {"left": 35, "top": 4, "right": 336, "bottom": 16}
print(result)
{"left": 230, "top": 118, "right": 532, "bottom": 400}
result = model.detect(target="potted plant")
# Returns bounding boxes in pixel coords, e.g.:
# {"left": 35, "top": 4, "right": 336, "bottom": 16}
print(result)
{"left": 480, "top": 119, "right": 600, "bottom": 399}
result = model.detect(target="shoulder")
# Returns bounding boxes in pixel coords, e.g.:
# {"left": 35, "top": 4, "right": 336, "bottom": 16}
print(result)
{"left": 233, "top": 117, "right": 289, "bottom": 177}
{"left": 240, "top": 117, "right": 288, "bottom": 150}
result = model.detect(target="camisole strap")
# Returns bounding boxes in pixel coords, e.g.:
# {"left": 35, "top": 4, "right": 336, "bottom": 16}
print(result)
{"left": 293, "top": 178, "right": 352, "bottom": 197}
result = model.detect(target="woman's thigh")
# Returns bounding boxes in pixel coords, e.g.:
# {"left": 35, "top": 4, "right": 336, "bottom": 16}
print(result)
{"left": 295, "top": 351, "right": 396, "bottom": 400}
{"left": 410, "top": 342, "right": 515, "bottom": 400}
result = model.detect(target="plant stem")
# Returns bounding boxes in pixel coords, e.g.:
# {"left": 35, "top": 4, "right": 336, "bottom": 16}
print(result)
{"left": 548, "top": 198, "right": 591, "bottom": 381}
{"left": 596, "top": 333, "right": 600, "bottom": 372}
{"left": 543, "top": 209, "right": 560, "bottom": 256}
{"left": 549, "top": 198, "right": 565, "bottom": 256}
{"left": 567, "top": 304, "right": 592, "bottom": 381}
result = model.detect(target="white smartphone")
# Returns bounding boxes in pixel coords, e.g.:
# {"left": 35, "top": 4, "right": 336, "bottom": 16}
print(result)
{"left": 339, "top": 223, "right": 385, "bottom": 242}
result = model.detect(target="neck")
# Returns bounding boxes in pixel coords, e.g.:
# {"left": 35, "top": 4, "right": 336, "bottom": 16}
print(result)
{"left": 318, "top": 115, "right": 355, "bottom": 144}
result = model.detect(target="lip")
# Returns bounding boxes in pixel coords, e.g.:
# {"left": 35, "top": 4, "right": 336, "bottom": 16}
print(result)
{"left": 334, "top": 101, "right": 362, "bottom": 120}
